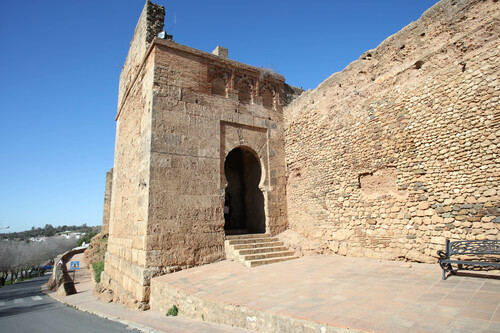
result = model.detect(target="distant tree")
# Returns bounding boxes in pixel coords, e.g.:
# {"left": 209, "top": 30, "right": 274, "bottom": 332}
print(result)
{"left": 0, "top": 224, "right": 101, "bottom": 241}
{"left": 0, "top": 241, "right": 15, "bottom": 284}
{"left": 0, "top": 236, "right": 78, "bottom": 285}
{"left": 77, "top": 232, "right": 98, "bottom": 246}
{"left": 44, "top": 224, "right": 56, "bottom": 237}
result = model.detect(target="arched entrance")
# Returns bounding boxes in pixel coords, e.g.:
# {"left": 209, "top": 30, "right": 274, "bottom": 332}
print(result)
{"left": 224, "top": 147, "right": 265, "bottom": 234}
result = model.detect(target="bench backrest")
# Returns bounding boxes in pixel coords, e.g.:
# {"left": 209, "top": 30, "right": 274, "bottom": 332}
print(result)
{"left": 448, "top": 240, "right": 500, "bottom": 256}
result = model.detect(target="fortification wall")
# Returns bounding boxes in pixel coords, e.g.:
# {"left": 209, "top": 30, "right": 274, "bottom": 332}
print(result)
{"left": 101, "top": 168, "right": 113, "bottom": 234}
{"left": 284, "top": 0, "right": 499, "bottom": 262}
{"left": 103, "top": 2, "right": 289, "bottom": 307}
{"left": 117, "top": 1, "right": 164, "bottom": 110}
{"left": 102, "top": 1, "right": 164, "bottom": 309}
{"left": 143, "top": 40, "right": 288, "bottom": 276}
{"left": 101, "top": 45, "right": 156, "bottom": 309}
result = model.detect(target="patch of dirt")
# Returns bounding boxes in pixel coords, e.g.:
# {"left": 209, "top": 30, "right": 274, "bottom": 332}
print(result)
{"left": 84, "top": 233, "right": 108, "bottom": 266}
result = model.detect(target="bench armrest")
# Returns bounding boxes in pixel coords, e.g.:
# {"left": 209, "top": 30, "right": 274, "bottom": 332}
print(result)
{"left": 437, "top": 250, "right": 448, "bottom": 261}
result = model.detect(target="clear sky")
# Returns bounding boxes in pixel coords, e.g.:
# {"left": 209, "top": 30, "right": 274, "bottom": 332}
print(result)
{"left": 0, "top": 0, "right": 439, "bottom": 233}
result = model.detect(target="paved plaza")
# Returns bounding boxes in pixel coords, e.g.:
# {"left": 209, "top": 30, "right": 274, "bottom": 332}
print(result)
{"left": 155, "top": 255, "right": 500, "bottom": 332}
{"left": 46, "top": 253, "right": 500, "bottom": 332}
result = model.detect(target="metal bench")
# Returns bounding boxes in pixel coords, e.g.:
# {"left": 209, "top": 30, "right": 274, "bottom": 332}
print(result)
{"left": 437, "top": 239, "right": 500, "bottom": 280}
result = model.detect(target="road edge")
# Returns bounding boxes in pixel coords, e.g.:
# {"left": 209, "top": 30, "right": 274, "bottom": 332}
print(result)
{"left": 40, "top": 282, "right": 163, "bottom": 333}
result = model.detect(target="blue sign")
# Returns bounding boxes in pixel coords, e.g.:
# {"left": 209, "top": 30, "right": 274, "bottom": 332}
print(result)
{"left": 69, "top": 261, "right": 80, "bottom": 270}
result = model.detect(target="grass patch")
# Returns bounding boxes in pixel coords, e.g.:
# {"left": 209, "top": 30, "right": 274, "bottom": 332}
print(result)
{"left": 77, "top": 232, "right": 98, "bottom": 246}
{"left": 91, "top": 261, "right": 104, "bottom": 283}
{"left": 166, "top": 305, "right": 178, "bottom": 316}
{"left": 4, "top": 274, "right": 38, "bottom": 285}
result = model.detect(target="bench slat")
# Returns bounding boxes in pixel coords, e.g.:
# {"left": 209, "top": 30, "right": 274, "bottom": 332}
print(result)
{"left": 449, "top": 240, "right": 500, "bottom": 256}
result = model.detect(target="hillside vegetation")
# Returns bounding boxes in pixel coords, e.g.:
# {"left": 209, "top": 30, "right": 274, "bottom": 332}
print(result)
{"left": 1, "top": 224, "right": 100, "bottom": 241}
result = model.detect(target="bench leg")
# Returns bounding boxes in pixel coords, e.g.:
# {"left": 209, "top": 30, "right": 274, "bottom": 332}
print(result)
{"left": 439, "top": 261, "right": 448, "bottom": 280}
{"left": 441, "top": 263, "right": 456, "bottom": 280}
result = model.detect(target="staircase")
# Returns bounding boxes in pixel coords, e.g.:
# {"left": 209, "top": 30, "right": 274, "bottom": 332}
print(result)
{"left": 225, "top": 234, "right": 298, "bottom": 267}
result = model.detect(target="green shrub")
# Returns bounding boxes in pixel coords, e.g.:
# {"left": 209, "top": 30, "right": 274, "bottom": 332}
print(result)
{"left": 166, "top": 305, "right": 178, "bottom": 316}
{"left": 91, "top": 261, "right": 104, "bottom": 283}
{"left": 77, "top": 232, "right": 98, "bottom": 246}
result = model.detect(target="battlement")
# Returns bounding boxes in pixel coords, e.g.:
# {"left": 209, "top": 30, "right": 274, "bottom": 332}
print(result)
{"left": 117, "top": 1, "right": 165, "bottom": 109}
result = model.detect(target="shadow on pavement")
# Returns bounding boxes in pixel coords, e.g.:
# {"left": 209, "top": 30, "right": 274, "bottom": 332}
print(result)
{"left": 454, "top": 271, "right": 500, "bottom": 280}
{"left": 0, "top": 302, "right": 55, "bottom": 318}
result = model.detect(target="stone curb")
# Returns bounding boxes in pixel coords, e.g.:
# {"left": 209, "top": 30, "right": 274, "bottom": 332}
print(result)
{"left": 40, "top": 282, "right": 163, "bottom": 333}
{"left": 151, "top": 278, "right": 362, "bottom": 333}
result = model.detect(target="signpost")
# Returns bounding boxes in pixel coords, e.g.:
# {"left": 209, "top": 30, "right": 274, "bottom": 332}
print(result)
{"left": 69, "top": 261, "right": 79, "bottom": 283}
{"left": 69, "top": 261, "right": 79, "bottom": 270}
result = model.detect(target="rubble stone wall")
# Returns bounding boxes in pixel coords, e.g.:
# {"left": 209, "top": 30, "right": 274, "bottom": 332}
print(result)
{"left": 284, "top": 0, "right": 499, "bottom": 262}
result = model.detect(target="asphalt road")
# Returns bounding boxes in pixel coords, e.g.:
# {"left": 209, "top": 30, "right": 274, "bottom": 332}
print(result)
{"left": 0, "top": 274, "right": 141, "bottom": 333}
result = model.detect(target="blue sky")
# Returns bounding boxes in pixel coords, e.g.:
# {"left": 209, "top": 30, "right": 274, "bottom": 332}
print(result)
{"left": 0, "top": 0, "right": 438, "bottom": 233}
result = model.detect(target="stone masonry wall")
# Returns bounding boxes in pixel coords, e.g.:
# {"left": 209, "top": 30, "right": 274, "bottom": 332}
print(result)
{"left": 284, "top": 0, "right": 499, "bottom": 262}
{"left": 102, "top": 43, "right": 156, "bottom": 309}
{"left": 143, "top": 39, "right": 288, "bottom": 278}
{"left": 103, "top": 4, "right": 289, "bottom": 307}
{"left": 101, "top": 168, "right": 113, "bottom": 234}
{"left": 102, "top": 1, "right": 165, "bottom": 309}
{"left": 117, "top": 1, "right": 164, "bottom": 109}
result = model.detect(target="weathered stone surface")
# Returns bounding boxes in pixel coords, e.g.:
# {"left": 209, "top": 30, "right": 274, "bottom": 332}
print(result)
{"left": 84, "top": 232, "right": 108, "bottom": 266}
{"left": 102, "top": 0, "right": 289, "bottom": 308}
{"left": 283, "top": 0, "right": 499, "bottom": 261}
{"left": 418, "top": 202, "right": 430, "bottom": 210}
{"left": 101, "top": 168, "right": 113, "bottom": 235}
{"left": 57, "top": 281, "right": 77, "bottom": 296}
{"left": 405, "top": 250, "right": 434, "bottom": 264}
{"left": 100, "top": 0, "right": 500, "bottom": 310}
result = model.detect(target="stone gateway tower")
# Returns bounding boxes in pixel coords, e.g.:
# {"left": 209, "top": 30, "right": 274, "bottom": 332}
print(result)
{"left": 101, "top": 1, "right": 289, "bottom": 308}
{"left": 102, "top": 0, "right": 499, "bottom": 309}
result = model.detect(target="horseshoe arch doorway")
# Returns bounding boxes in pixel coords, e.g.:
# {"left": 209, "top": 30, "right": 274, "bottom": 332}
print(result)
{"left": 223, "top": 147, "right": 265, "bottom": 234}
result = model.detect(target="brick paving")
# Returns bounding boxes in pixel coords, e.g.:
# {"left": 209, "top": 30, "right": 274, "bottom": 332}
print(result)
{"left": 156, "top": 255, "right": 500, "bottom": 332}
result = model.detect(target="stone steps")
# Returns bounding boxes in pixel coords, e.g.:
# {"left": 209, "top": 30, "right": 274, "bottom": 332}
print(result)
{"left": 242, "top": 250, "right": 295, "bottom": 261}
{"left": 232, "top": 241, "right": 285, "bottom": 250}
{"left": 227, "top": 237, "right": 279, "bottom": 245}
{"left": 236, "top": 245, "right": 289, "bottom": 255}
{"left": 225, "top": 233, "right": 298, "bottom": 267}
{"left": 245, "top": 255, "right": 298, "bottom": 268}
{"left": 225, "top": 233, "right": 265, "bottom": 240}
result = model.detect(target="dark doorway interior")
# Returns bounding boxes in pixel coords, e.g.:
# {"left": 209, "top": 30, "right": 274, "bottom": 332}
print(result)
{"left": 224, "top": 147, "right": 265, "bottom": 234}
